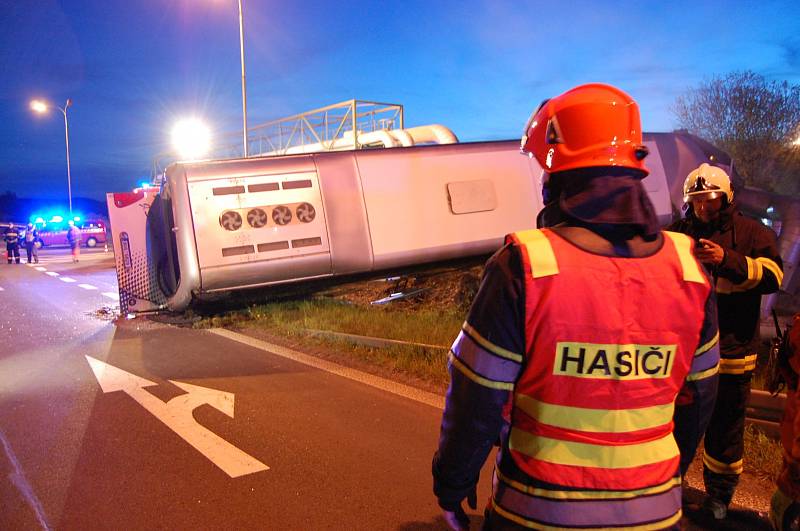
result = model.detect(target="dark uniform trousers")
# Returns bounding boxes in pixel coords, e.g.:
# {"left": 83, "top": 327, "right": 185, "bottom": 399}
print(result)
{"left": 6, "top": 244, "right": 20, "bottom": 263}
{"left": 703, "top": 372, "right": 751, "bottom": 504}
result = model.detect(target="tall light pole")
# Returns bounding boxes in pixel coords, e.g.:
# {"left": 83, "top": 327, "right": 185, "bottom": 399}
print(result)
{"left": 30, "top": 98, "right": 74, "bottom": 216}
{"left": 237, "top": 0, "right": 249, "bottom": 157}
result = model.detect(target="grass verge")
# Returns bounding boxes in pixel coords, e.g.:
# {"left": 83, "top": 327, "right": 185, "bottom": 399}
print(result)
{"left": 193, "top": 297, "right": 462, "bottom": 388}
{"left": 191, "top": 276, "right": 784, "bottom": 482}
{"left": 744, "top": 423, "right": 782, "bottom": 481}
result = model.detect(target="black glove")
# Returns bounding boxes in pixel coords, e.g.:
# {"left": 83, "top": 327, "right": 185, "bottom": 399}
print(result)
{"left": 441, "top": 485, "right": 477, "bottom": 531}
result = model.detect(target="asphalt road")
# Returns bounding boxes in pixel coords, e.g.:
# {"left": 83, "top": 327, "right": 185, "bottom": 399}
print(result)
{"left": 0, "top": 247, "right": 776, "bottom": 530}
{"left": 0, "top": 247, "right": 495, "bottom": 530}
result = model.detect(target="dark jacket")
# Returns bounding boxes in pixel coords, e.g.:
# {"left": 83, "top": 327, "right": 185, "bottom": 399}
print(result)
{"left": 4, "top": 227, "right": 20, "bottom": 247}
{"left": 668, "top": 204, "right": 783, "bottom": 366}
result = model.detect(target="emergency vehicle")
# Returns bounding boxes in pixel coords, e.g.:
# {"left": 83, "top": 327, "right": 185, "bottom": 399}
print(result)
{"left": 36, "top": 219, "right": 108, "bottom": 248}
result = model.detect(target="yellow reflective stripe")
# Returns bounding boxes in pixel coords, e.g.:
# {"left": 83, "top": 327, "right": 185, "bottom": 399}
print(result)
{"left": 757, "top": 256, "right": 784, "bottom": 286}
{"left": 734, "top": 257, "right": 762, "bottom": 290}
{"left": 719, "top": 367, "right": 755, "bottom": 375}
{"left": 514, "top": 229, "right": 559, "bottom": 278}
{"left": 515, "top": 395, "right": 674, "bottom": 433}
{"left": 747, "top": 256, "right": 762, "bottom": 288}
{"left": 719, "top": 257, "right": 783, "bottom": 293}
{"left": 686, "top": 363, "right": 719, "bottom": 381}
{"left": 716, "top": 277, "right": 733, "bottom": 294}
{"left": 449, "top": 352, "right": 514, "bottom": 391}
{"left": 495, "top": 468, "right": 681, "bottom": 500}
{"left": 491, "top": 501, "right": 682, "bottom": 531}
{"left": 719, "top": 354, "right": 758, "bottom": 365}
{"left": 695, "top": 332, "right": 719, "bottom": 356}
{"left": 703, "top": 453, "right": 743, "bottom": 475}
{"left": 509, "top": 428, "right": 678, "bottom": 469}
{"left": 719, "top": 365, "right": 756, "bottom": 374}
{"left": 719, "top": 355, "right": 757, "bottom": 374}
{"left": 462, "top": 321, "right": 523, "bottom": 363}
{"left": 664, "top": 231, "right": 706, "bottom": 284}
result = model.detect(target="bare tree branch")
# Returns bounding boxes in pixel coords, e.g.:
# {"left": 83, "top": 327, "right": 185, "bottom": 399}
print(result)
{"left": 672, "top": 71, "right": 800, "bottom": 194}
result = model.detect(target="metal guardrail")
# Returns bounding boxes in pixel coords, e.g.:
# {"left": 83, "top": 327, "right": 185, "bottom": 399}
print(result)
{"left": 306, "top": 328, "right": 787, "bottom": 438}
{"left": 747, "top": 389, "right": 785, "bottom": 439}
{"left": 304, "top": 329, "right": 448, "bottom": 352}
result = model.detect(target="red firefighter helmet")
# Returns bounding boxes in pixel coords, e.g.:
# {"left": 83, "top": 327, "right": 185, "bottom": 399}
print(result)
{"left": 520, "top": 83, "right": 649, "bottom": 175}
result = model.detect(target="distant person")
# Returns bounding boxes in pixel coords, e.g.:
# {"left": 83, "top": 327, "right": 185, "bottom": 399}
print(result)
{"left": 23, "top": 223, "right": 39, "bottom": 264}
{"left": 668, "top": 163, "right": 783, "bottom": 520}
{"left": 4, "top": 224, "right": 21, "bottom": 264}
{"left": 432, "top": 83, "right": 719, "bottom": 530}
{"left": 67, "top": 220, "right": 82, "bottom": 262}
{"left": 771, "top": 313, "right": 800, "bottom": 530}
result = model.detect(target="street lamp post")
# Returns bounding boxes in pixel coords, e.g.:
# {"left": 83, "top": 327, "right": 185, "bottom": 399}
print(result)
{"left": 237, "top": 0, "right": 249, "bottom": 157}
{"left": 30, "top": 98, "right": 74, "bottom": 216}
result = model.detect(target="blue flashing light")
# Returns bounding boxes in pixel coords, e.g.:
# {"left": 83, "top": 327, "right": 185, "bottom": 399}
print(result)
{"left": 50, "top": 215, "right": 64, "bottom": 223}
{"left": 34, "top": 217, "right": 45, "bottom": 224}
{"left": 73, "top": 216, "right": 81, "bottom": 222}
{"left": 139, "top": 181, "right": 151, "bottom": 189}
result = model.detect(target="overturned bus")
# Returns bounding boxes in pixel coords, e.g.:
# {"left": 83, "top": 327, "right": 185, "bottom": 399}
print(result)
{"left": 107, "top": 131, "right": 727, "bottom": 313}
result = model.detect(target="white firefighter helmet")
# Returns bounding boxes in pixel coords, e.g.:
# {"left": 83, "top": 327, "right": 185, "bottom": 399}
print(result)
{"left": 683, "top": 163, "right": 733, "bottom": 204}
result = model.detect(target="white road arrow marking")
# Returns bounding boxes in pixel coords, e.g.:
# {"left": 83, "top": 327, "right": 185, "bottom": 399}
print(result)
{"left": 85, "top": 355, "right": 268, "bottom": 478}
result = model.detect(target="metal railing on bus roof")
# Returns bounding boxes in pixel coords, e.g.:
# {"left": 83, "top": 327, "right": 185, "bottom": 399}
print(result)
{"left": 152, "top": 99, "right": 404, "bottom": 176}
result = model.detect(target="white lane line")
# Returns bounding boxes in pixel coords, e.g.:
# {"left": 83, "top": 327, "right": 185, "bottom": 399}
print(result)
{"left": 45, "top": 271, "right": 60, "bottom": 277}
{"left": 208, "top": 328, "right": 444, "bottom": 410}
{"left": 0, "top": 428, "right": 52, "bottom": 530}
{"left": 102, "top": 292, "right": 119, "bottom": 300}
{"left": 59, "top": 277, "right": 77, "bottom": 283}
{"left": 35, "top": 267, "right": 47, "bottom": 271}
{"left": 78, "top": 284, "right": 98, "bottom": 290}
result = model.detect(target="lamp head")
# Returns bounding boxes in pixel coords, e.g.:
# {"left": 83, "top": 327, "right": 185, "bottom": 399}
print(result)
{"left": 30, "top": 100, "right": 48, "bottom": 113}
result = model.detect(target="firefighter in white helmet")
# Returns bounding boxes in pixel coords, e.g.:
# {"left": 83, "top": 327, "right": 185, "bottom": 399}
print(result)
{"left": 669, "top": 162, "right": 783, "bottom": 521}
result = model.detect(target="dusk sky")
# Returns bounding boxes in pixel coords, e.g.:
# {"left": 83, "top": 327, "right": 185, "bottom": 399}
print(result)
{"left": 1, "top": 0, "right": 798, "bottom": 202}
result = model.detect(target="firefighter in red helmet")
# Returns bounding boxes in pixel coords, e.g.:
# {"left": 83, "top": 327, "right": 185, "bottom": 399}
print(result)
{"left": 432, "top": 83, "right": 719, "bottom": 530}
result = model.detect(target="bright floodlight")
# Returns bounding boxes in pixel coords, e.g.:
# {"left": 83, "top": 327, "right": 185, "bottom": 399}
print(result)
{"left": 171, "top": 118, "right": 211, "bottom": 160}
{"left": 30, "top": 100, "right": 48, "bottom": 113}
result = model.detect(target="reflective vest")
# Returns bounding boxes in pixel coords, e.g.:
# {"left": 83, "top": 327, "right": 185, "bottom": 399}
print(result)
{"left": 506, "top": 229, "right": 711, "bottom": 491}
